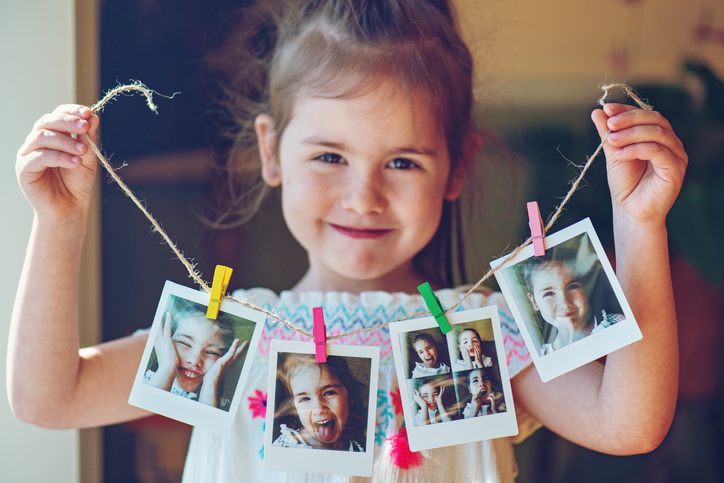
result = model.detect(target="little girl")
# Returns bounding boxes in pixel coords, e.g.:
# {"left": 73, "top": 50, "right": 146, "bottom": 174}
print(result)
{"left": 143, "top": 298, "right": 248, "bottom": 408}
{"left": 452, "top": 327, "right": 494, "bottom": 371}
{"left": 412, "top": 375, "right": 455, "bottom": 425}
{"left": 410, "top": 333, "right": 450, "bottom": 378}
{"left": 462, "top": 368, "right": 506, "bottom": 418}
{"left": 272, "top": 353, "right": 367, "bottom": 451}
{"left": 523, "top": 243, "right": 625, "bottom": 354}
{"left": 9, "top": 0, "right": 687, "bottom": 481}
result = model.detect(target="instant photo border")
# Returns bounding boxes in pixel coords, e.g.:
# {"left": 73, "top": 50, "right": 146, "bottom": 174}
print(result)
{"left": 491, "top": 218, "right": 641, "bottom": 382}
{"left": 129, "top": 280, "right": 266, "bottom": 434}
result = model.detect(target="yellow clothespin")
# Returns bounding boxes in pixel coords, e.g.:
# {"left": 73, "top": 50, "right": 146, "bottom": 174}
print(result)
{"left": 206, "top": 265, "right": 233, "bottom": 319}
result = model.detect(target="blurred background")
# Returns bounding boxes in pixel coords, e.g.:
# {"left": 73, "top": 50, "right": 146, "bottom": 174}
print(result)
{"left": 2, "top": 0, "right": 723, "bottom": 481}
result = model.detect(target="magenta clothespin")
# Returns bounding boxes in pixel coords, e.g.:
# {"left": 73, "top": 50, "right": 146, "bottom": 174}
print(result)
{"left": 527, "top": 201, "right": 546, "bottom": 256}
{"left": 313, "top": 307, "right": 327, "bottom": 363}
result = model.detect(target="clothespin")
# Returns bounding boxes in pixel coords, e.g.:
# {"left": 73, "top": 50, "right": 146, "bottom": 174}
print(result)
{"left": 206, "top": 265, "right": 233, "bottom": 319}
{"left": 527, "top": 201, "right": 546, "bottom": 257}
{"left": 418, "top": 282, "right": 452, "bottom": 334}
{"left": 313, "top": 307, "right": 327, "bottom": 363}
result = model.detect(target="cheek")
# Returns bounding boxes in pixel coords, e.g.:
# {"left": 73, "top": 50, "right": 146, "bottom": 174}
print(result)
{"left": 173, "top": 343, "right": 187, "bottom": 362}
{"left": 334, "top": 397, "right": 350, "bottom": 423}
{"left": 294, "top": 404, "right": 311, "bottom": 423}
{"left": 573, "top": 291, "right": 588, "bottom": 311}
{"left": 537, "top": 297, "right": 557, "bottom": 316}
{"left": 200, "top": 355, "right": 219, "bottom": 372}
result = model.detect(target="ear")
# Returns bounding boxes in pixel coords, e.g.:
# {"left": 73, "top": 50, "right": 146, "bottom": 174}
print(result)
{"left": 444, "top": 131, "right": 482, "bottom": 201}
{"left": 527, "top": 292, "right": 539, "bottom": 311}
{"left": 255, "top": 113, "right": 281, "bottom": 187}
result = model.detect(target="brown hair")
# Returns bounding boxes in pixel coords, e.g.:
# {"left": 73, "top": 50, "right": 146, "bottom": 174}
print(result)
{"left": 209, "top": 0, "right": 478, "bottom": 287}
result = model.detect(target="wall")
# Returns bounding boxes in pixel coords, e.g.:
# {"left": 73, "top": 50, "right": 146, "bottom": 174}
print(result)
{"left": 0, "top": 1, "right": 92, "bottom": 482}
{"left": 457, "top": 0, "right": 724, "bottom": 107}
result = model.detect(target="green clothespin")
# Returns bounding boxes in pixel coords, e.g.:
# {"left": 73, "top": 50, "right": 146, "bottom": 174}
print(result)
{"left": 418, "top": 282, "right": 452, "bottom": 334}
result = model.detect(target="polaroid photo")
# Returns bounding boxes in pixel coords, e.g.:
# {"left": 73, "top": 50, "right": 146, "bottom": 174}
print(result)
{"left": 491, "top": 217, "right": 641, "bottom": 382}
{"left": 264, "top": 340, "right": 379, "bottom": 477}
{"left": 128, "top": 280, "right": 266, "bottom": 434}
{"left": 389, "top": 306, "right": 518, "bottom": 452}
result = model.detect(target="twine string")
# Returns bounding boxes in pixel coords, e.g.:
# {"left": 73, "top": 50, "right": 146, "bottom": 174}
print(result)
{"left": 87, "top": 82, "right": 652, "bottom": 340}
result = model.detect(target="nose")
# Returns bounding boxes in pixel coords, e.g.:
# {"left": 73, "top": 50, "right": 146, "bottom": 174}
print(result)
{"left": 339, "top": 169, "right": 387, "bottom": 215}
{"left": 563, "top": 292, "right": 575, "bottom": 309}
{"left": 309, "top": 396, "right": 328, "bottom": 411}
{"left": 185, "top": 348, "right": 203, "bottom": 368}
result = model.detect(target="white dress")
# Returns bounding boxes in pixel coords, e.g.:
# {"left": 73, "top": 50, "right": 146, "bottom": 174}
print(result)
{"left": 182, "top": 289, "right": 536, "bottom": 483}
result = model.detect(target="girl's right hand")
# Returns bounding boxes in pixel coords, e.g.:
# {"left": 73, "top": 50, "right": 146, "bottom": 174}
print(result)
{"left": 154, "top": 312, "right": 180, "bottom": 374}
{"left": 461, "top": 348, "right": 473, "bottom": 369}
{"left": 16, "top": 105, "right": 99, "bottom": 224}
{"left": 413, "top": 390, "right": 426, "bottom": 409}
{"left": 145, "top": 313, "right": 179, "bottom": 391}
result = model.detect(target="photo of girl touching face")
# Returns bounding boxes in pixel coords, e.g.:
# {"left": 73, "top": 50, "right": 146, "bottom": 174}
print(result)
{"left": 410, "top": 374, "right": 457, "bottom": 426}
{"left": 451, "top": 327, "right": 494, "bottom": 372}
{"left": 143, "top": 296, "right": 251, "bottom": 410}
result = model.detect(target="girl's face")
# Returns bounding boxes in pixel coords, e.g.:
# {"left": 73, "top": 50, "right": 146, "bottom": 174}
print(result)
{"left": 528, "top": 261, "right": 590, "bottom": 332}
{"left": 459, "top": 329, "right": 481, "bottom": 358}
{"left": 172, "top": 316, "right": 225, "bottom": 393}
{"left": 257, "top": 81, "right": 463, "bottom": 292}
{"left": 468, "top": 369, "right": 491, "bottom": 397}
{"left": 419, "top": 382, "right": 440, "bottom": 410}
{"left": 289, "top": 365, "right": 350, "bottom": 449}
{"left": 414, "top": 338, "right": 439, "bottom": 368}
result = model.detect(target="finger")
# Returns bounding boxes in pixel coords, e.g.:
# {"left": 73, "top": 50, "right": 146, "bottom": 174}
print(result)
{"left": 32, "top": 106, "right": 94, "bottom": 137}
{"left": 18, "top": 149, "right": 83, "bottom": 176}
{"left": 606, "top": 121, "right": 686, "bottom": 163}
{"left": 219, "top": 339, "right": 241, "bottom": 365}
{"left": 601, "top": 102, "right": 647, "bottom": 117}
{"left": 235, "top": 340, "right": 249, "bottom": 359}
{"left": 164, "top": 312, "right": 173, "bottom": 339}
{"left": 19, "top": 128, "right": 90, "bottom": 160}
{"left": 610, "top": 142, "right": 687, "bottom": 180}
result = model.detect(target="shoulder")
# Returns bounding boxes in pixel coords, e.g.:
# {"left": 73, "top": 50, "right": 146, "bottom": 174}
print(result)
{"left": 231, "top": 287, "right": 280, "bottom": 308}
{"left": 272, "top": 424, "right": 309, "bottom": 448}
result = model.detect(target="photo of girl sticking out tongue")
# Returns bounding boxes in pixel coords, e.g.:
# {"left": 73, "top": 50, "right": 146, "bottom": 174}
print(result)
{"left": 272, "top": 353, "right": 370, "bottom": 452}
{"left": 143, "top": 296, "right": 249, "bottom": 409}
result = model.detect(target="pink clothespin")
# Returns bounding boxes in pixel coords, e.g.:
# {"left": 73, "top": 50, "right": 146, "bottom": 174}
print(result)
{"left": 527, "top": 201, "right": 546, "bottom": 256}
{"left": 313, "top": 307, "right": 327, "bottom": 363}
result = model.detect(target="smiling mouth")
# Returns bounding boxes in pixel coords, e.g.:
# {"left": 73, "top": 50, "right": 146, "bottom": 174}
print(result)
{"left": 314, "top": 418, "right": 338, "bottom": 443}
{"left": 179, "top": 368, "right": 202, "bottom": 380}
{"left": 329, "top": 223, "right": 391, "bottom": 239}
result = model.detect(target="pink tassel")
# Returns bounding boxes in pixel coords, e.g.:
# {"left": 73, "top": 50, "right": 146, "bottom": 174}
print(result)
{"left": 386, "top": 427, "right": 424, "bottom": 469}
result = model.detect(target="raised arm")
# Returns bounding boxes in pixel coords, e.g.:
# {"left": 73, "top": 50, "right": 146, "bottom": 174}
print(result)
{"left": 512, "top": 103, "right": 687, "bottom": 454}
{"left": 8, "top": 105, "right": 149, "bottom": 429}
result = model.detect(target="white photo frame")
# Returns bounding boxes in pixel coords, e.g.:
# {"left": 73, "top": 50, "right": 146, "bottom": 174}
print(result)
{"left": 389, "top": 306, "right": 518, "bottom": 452}
{"left": 264, "top": 340, "right": 380, "bottom": 477}
{"left": 128, "top": 280, "right": 266, "bottom": 434}
{"left": 491, "top": 217, "right": 641, "bottom": 382}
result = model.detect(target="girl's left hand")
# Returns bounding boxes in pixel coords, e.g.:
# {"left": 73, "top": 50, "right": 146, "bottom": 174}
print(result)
{"left": 591, "top": 103, "right": 688, "bottom": 225}
{"left": 205, "top": 339, "right": 248, "bottom": 385}
{"left": 198, "top": 339, "right": 248, "bottom": 406}
{"left": 434, "top": 386, "right": 446, "bottom": 408}
{"left": 473, "top": 346, "right": 483, "bottom": 367}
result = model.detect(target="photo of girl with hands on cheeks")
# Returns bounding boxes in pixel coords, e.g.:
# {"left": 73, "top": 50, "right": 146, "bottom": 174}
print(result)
{"left": 142, "top": 295, "right": 253, "bottom": 410}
